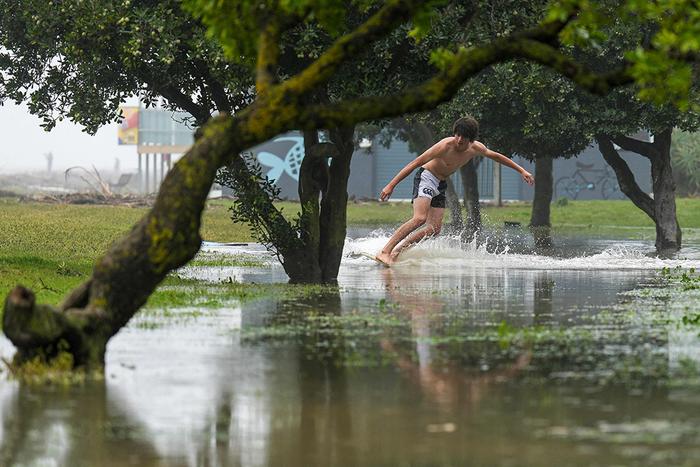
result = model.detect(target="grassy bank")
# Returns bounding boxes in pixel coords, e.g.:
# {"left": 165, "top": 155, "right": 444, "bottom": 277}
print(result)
{"left": 1, "top": 197, "right": 699, "bottom": 305}
{"left": 267, "top": 198, "right": 700, "bottom": 229}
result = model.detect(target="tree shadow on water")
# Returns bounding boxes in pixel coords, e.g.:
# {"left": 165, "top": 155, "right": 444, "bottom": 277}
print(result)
{"left": 0, "top": 381, "right": 183, "bottom": 467}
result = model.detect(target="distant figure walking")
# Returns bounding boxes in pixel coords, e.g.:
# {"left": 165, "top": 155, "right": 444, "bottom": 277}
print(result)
{"left": 376, "top": 116, "right": 534, "bottom": 265}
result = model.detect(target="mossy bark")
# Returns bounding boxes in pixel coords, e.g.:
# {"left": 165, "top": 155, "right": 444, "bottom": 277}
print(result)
{"left": 319, "top": 126, "right": 355, "bottom": 283}
{"left": 296, "top": 129, "right": 325, "bottom": 282}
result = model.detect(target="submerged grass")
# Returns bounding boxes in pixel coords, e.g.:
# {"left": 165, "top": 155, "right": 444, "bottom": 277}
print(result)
{"left": 143, "top": 275, "right": 275, "bottom": 310}
{"left": 1, "top": 340, "right": 104, "bottom": 385}
{"left": 187, "top": 252, "right": 270, "bottom": 268}
{"left": 133, "top": 277, "right": 341, "bottom": 329}
{"left": 237, "top": 270, "right": 700, "bottom": 387}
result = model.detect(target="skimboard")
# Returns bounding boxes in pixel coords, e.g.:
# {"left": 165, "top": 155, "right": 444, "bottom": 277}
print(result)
{"left": 359, "top": 251, "right": 392, "bottom": 267}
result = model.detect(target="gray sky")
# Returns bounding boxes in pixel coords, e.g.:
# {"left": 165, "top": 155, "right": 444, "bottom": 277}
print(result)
{"left": 0, "top": 101, "right": 137, "bottom": 173}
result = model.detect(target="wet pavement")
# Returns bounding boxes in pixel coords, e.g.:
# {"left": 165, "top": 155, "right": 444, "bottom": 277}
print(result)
{"left": 2, "top": 232, "right": 700, "bottom": 466}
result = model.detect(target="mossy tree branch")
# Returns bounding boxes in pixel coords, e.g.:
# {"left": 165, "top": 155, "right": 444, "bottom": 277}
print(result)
{"left": 597, "top": 136, "right": 655, "bottom": 219}
{"left": 256, "top": 20, "right": 282, "bottom": 95}
{"left": 611, "top": 134, "right": 659, "bottom": 159}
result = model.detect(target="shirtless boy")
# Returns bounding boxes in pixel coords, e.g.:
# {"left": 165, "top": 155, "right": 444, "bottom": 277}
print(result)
{"left": 375, "top": 116, "right": 534, "bottom": 265}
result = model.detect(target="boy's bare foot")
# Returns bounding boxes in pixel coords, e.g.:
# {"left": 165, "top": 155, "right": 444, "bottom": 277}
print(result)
{"left": 389, "top": 251, "right": 401, "bottom": 261}
{"left": 375, "top": 251, "right": 393, "bottom": 266}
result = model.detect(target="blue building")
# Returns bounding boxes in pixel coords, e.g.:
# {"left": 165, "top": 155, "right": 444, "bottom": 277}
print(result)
{"left": 233, "top": 132, "right": 653, "bottom": 202}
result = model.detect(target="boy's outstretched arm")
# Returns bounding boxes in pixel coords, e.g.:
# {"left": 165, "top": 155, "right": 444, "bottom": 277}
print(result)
{"left": 475, "top": 142, "right": 535, "bottom": 185}
{"left": 379, "top": 140, "right": 447, "bottom": 200}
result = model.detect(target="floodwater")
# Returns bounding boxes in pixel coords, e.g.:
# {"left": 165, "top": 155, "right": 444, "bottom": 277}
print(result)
{"left": 2, "top": 231, "right": 700, "bottom": 466}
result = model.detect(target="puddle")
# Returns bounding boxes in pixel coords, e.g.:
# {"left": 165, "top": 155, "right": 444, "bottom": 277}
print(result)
{"left": 2, "top": 233, "right": 700, "bottom": 466}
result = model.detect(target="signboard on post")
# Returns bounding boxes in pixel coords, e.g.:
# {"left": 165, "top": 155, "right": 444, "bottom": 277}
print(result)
{"left": 118, "top": 106, "right": 139, "bottom": 145}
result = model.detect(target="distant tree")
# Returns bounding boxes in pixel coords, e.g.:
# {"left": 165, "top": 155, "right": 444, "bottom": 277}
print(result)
{"left": 2, "top": 0, "right": 699, "bottom": 369}
{"left": 672, "top": 130, "right": 700, "bottom": 196}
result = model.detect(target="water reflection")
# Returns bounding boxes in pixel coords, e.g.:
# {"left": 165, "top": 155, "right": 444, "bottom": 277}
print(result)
{"left": 0, "top": 382, "right": 180, "bottom": 467}
{"left": 1, "top": 237, "right": 700, "bottom": 466}
{"left": 377, "top": 267, "right": 532, "bottom": 412}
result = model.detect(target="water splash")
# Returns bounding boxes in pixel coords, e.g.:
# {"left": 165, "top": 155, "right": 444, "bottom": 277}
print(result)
{"left": 344, "top": 232, "right": 700, "bottom": 271}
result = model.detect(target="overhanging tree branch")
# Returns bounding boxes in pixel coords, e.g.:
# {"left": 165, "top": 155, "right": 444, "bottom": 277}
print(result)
{"left": 597, "top": 136, "right": 655, "bottom": 219}
{"left": 256, "top": 20, "right": 282, "bottom": 95}
{"left": 611, "top": 134, "right": 658, "bottom": 159}
{"left": 193, "top": 59, "right": 232, "bottom": 113}
{"left": 155, "top": 82, "right": 211, "bottom": 125}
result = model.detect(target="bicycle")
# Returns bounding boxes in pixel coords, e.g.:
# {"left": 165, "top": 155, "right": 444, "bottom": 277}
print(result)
{"left": 554, "top": 161, "right": 623, "bottom": 200}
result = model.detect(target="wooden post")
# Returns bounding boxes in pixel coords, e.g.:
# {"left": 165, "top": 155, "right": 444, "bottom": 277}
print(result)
{"left": 494, "top": 162, "right": 502, "bottom": 207}
{"left": 145, "top": 153, "right": 150, "bottom": 194}
{"left": 152, "top": 153, "right": 157, "bottom": 192}
{"left": 137, "top": 153, "right": 143, "bottom": 193}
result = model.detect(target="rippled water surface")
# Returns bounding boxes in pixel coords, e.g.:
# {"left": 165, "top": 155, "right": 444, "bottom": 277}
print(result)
{"left": 2, "top": 232, "right": 700, "bottom": 466}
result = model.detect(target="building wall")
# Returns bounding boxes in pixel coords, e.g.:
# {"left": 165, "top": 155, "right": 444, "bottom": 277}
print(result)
{"left": 551, "top": 144, "right": 652, "bottom": 200}
{"left": 222, "top": 132, "right": 653, "bottom": 202}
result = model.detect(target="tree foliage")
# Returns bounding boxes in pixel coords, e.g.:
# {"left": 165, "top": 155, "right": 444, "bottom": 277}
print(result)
{"left": 672, "top": 130, "right": 700, "bottom": 195}
{"left": 0, "top": 0, "right": 253, "bottom": 130}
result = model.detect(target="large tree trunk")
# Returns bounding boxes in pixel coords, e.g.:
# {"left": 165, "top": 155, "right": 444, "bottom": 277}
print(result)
{"left": 530, "top": 156, "right": 553, "bottom": 247}
{"left": 319, "top": 126, "right": 355, "bottom": 282}
{"left": 597, "top": 130, "right": 681, "bottom": 252}
{"left": 295, "top": 129, "right": 325, "bottom": 282}
{"left": 649, "top": 129, "right": 682, "bottom": 251}
{"left": 460, "top": 159, "right": 481, "bottom": 241}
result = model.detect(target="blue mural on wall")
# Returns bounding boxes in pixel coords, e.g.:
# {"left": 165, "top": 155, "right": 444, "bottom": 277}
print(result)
{"left": 256, "top": 136, "right": 305, "bottom": 183}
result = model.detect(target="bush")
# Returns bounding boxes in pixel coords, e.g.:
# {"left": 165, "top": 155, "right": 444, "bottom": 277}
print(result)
{"left": 672, "top": 130, "right": 700, "bottom": 196}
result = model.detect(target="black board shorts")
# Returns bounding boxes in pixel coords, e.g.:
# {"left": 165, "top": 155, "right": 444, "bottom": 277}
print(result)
{"left": 412, "top": 168, "right": 448, "bottom": 208}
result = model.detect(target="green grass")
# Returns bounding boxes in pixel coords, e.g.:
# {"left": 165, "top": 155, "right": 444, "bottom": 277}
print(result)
{"left": 0, "top": 198, "right": 252, "bottom": 305}
{"left": 480, "top": 198, "right": 700, "bottom": 229}
{"left": 1, "top": 197, "right": 699, "bottom": 306}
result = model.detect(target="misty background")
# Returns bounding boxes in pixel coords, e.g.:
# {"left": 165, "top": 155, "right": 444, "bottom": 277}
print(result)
{"left": 0, "top": 101, "right": 137, "bottom": 174}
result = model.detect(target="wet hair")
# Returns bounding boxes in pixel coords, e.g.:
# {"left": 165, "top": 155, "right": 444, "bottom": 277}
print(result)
{"left": 453, "top": 116, "right": 479, "bottom": 142}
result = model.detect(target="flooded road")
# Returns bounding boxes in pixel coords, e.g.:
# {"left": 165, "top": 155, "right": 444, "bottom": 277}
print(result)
{"left": 2, "top": 233, "right": 700, "bottom": 466}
